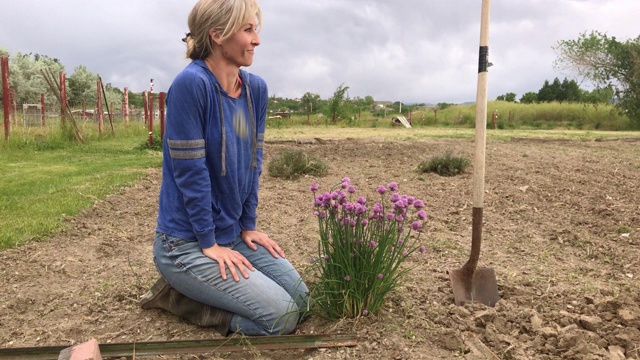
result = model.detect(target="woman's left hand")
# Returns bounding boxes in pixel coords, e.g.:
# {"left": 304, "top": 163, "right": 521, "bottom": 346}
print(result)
{"left": 241, "top": 230, "right": 286, "bottom": 259}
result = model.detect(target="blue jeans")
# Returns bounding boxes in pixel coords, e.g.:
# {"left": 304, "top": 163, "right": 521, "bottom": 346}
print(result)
{"left": 153, "top": 232, "right": 310, "bottom": 336}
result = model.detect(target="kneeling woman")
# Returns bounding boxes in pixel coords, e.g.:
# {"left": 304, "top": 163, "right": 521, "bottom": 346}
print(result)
{"left": 141, "top": 0, "right": 310, "bottom": 336}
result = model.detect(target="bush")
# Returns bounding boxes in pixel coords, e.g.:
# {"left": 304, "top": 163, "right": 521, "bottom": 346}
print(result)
{"left": 417, "top": 149, "right": 470, "bottom": 177}
{"left": 267, "top": 148, "right": 329, "bottom": 180}
{"left": 136, "top": 132, "right": 163, "bottom": 151}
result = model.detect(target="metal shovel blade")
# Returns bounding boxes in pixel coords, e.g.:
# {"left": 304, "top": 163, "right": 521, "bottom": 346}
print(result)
{"left": 449, "top": 266, "right": 500, "bottom": 307}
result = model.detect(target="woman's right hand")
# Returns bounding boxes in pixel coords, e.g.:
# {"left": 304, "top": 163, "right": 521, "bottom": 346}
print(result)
{"left": 202, "top": 244, "right": 254, "bottom": 282}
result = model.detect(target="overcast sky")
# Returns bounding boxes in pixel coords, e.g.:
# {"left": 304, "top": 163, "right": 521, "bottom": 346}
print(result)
{"left": 1, "top": 0, "right": 638, "bottom": 104}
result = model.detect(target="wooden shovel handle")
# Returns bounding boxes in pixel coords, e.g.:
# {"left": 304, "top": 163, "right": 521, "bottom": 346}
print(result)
{"left": 473, "top": 0, "right": 491, "bottom": 209}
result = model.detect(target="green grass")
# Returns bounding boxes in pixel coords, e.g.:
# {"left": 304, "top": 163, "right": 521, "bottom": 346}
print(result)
{"left": 0, "top": 123, "right": 162, "bottom": 249}
{"left": 268, "top": 100, "right": 637, "bottom": 131}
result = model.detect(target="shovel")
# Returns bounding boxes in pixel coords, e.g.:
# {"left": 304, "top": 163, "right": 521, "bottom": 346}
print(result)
{"left": 449, "top": 0, "right": 500, "bottom": 307}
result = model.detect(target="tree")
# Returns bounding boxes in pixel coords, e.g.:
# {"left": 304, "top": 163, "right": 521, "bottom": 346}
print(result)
{"left": 538, "top": 78, "right": 563, "bottom": 102}
{"left": 1, "top": 52, "right": 65, "bottom": 105}
{"left": 519, "top": 92, "right": 538, "bottom": 104}
{"left": 102, "top": 82, "right": 124, "bottom": 112}
{"left": 301, "top": 92, "right": 320, "bottom": 122}
{"left": 582, "top": 86, "right": 614, "bottom": 104}
{"left": 554, "top": 30, "right": 640, "bottom": 128}
{"left": 325, "top": 83, "right": 350, "bottom": 124}
{"left": 68, "top": 65, "right": 97, "bottom": 107}
{"left": 560, "top": 78, "right": 581, "bottom": 102}
{"left": 496, "top": 92, "right": 517, "bottom": 102}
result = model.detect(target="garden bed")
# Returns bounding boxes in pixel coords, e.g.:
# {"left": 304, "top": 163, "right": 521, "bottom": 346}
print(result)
{"left": 1, "top": 137, "right": 638, "bottom": 359}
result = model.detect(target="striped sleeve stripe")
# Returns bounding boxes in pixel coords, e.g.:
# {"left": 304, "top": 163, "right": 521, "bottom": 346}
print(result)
{"left": 169, "top": 149, "right": 206, "bottom": 159}
{"left": 167, "top": 139, "right": 205, "bottom": 149}
{"left": 257, "top": 132, "right": 265, "bottom": 148}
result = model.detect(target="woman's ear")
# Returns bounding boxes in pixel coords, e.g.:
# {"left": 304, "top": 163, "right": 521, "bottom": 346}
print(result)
{"left": 210, "top": 29, "right": 222, "bottom": 46}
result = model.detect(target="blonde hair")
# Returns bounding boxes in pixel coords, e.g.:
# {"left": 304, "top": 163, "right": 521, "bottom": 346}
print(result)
{"left": 184, "top": 0, "right": 262, "bottom": 60}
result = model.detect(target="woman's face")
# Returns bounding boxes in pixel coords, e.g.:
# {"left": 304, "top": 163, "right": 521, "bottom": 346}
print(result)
{"left": 214, "top": 18, "right": 260, "bottom": 67}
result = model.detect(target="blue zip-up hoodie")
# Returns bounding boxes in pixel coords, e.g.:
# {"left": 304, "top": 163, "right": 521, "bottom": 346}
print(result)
{"left": 156, "top": 60, "right": 266, "bottom": 249}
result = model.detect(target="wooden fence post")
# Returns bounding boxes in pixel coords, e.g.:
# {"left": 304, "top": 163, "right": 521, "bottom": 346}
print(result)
{"left": 60, "top": 72, "right": 67, "bottom": 126}
{"left": 149, "top": 92, "right": 154, "bottom": 146}
{"left": 124, "top": 87, "right": 129, "bottom": 124}
{"left": 159, "top": 92, "right": 166, "bottom": 141}
{"left": 81, "top": 98, "right": 86, "bottom": 122}
{"left": 11, "top": 89, "right": 17, "bottom": 126}
{"left": 96, "top": 79, "right": 103, "bottom": 135}
{"left": 143, "top": 91, "right": 148, "bottom": 125}
{"left": 40, "top": 93, "right": 46, "bottom": 126}
{"left": 2, "top": 56, "right": 10, "bottom": 140}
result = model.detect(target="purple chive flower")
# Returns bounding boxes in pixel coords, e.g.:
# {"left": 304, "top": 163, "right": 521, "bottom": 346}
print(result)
{"left": 377, "top": 185, "right": 387, "bottom": 195}
{"left": 394, "top": 200, "right": 407, "bottom": 210}
{"left": 357, "top": 196, "right": 367, "bottom": 205}
{"left": 412, "top": 221, "right": 421, "bottom": 231}
{"left": 378, "top": 273, "right": 384, "bottom": 279}
{"left": 322, "top": 192, "right": 332, "bottom": 206}
{"left": 363, "top": 309, "right": 369, "bottom": 316}
{"left": 386, "top": 213, "right": 395, "bottom": 221}
{"left": 354, "top": 203, "right": 366, "bottom": 215}
{"left": 323, "top": 254, "right": 330, "bottom": 260}
{"left": 402, "top": 250, "right": 408, "bottom": 256}
{"left": 313, "top": 211, "right": 319, "bottom": 216}
{"left": 342, "top": 177, "right": 351, "bottom": 184}
{"left": 407, "top": 196, "right": 415, "bottom": 205}
{"left": 345, "top": 275, "right": 351, "bottom": 282}
{"left": 369, "top": 240, "right": 377, "bottom": 248}
{"left": 361, "top": 219, "right": 368, "bottom": 226}
{"left": 395, "top": 215, "right": 404, "bottom": 223}
{"left": 319, "top": 211, "right": 327, "bottom": 219}
{"left": 350, "top": 219, "right": 357, "bottom": 227}
{"left": 331, "top": 191, "right": 339, "bottom": 200}
{"left": 310, "top": 183, "right": 319, "bottom": 192}
{"left": 420, "top": 245, "right": 427, "bottom": 254}
{"left": 388, "top": 182, "right": 398, "bottom": 191}
{"left": 347, "top": 185, "right": 356, "bottom": 194}
{"left": 417, "top": 210, "right": 427, "bottom": 220}
{"left": 373, "top": 203, "right": 383, "bottom": 213}
{"left": 398, "top": 238, "right": 404, "bottom": 245}
{"left": 389, "top": 193, "right": 401, "bottom": 203}
{"left": 345, "top": 203, "right": 355, "bottom": 213}
{"left": 413, "top": 200, "right": 425, "bottom": 209}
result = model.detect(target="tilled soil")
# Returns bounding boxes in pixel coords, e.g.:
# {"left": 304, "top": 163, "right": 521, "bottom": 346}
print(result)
{"left": 1, "top": 137, "right": 639, "bottom": 359}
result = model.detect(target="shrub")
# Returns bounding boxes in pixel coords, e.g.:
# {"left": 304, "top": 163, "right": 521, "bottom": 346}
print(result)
{"left": 417, "top": 149, "right": 470, "bottom": 176}
{"left": 136, "top": 132, "right": 163, "bottom": 151}
{"left": 267, "top": 148, "right": 329, "bottom": 180}
{"left": 307, "top": 178, "right": 426, "bottom": 318}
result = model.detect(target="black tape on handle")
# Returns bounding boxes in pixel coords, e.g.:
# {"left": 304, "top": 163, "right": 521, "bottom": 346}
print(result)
{"left": 478, "top": 46, "right": 489, "bottom": 73}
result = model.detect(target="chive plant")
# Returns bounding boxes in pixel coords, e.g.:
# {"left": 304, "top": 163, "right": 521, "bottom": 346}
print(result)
{"left": 308, "top": 178, "right": 426, "bottom": 318}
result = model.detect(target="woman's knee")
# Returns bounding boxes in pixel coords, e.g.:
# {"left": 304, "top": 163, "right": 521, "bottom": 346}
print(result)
{"left": 265, "top": 303, "right": 300, "bottom": 335}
